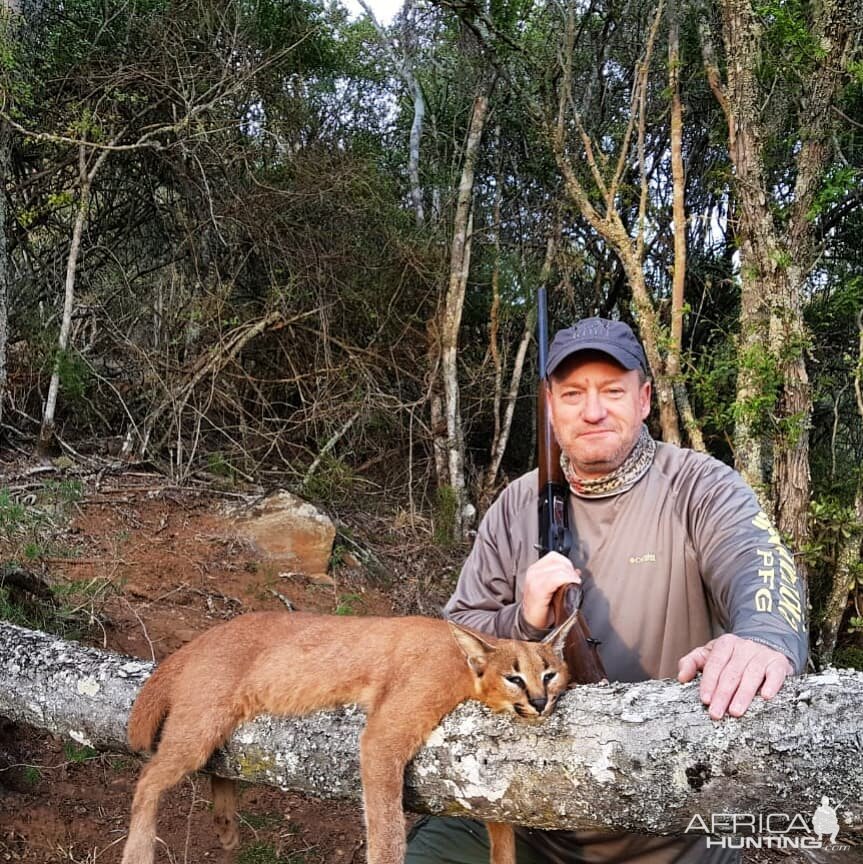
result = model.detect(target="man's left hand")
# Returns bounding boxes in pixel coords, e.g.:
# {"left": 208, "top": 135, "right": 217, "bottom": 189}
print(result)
{"left": 677, "top": 634, "right": 793, "bottom": 720}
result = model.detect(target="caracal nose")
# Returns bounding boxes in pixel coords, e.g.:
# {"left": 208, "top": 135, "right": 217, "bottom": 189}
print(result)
{"left": 529, "top": 696, "right": 547, "bottom": 713}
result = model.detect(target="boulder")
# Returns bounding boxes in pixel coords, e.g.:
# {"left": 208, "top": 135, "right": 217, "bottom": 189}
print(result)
{"left": 230, "top": 491, "right": 335, "bottom": 577}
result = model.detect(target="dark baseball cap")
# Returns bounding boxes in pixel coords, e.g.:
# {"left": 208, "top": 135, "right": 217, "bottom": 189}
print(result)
{"left": 546, "top": 317, "right": 648, "bottom": 377}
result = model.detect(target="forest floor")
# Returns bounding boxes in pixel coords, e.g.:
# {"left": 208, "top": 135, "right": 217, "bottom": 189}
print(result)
{"left": 0, "top": 462, "right": 859, "bottom": 864}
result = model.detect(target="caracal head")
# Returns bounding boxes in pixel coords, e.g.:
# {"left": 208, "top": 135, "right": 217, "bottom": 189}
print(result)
{"left": 448, "top": 614, "right": 577, "bottom": 719}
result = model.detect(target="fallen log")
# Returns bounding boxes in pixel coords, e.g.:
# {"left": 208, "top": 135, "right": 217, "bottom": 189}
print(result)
{"left": 0, "top": 621, "right": 861, "bottom": 835}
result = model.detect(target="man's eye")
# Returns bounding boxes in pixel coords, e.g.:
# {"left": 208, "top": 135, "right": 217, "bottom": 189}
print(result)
{"left": 505, "top": 675, "right": 526, "bottom": 689}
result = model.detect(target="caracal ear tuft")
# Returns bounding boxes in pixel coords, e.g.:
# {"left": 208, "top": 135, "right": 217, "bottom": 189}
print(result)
{"left": 448, "top": 621, "right": 496, "bottom": 676}
{"left": 542, "top": 610, "right": 579, "bottom": 661}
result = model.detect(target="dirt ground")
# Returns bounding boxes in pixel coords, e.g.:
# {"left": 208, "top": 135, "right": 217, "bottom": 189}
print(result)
{"left": 0, "top": 471, "right": 458, "bottom": 864}
{"left": 0, "top": 468, "right": 860, "bottom": 864}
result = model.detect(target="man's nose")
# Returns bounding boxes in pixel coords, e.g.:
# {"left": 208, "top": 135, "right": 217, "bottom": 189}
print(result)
{"left": 581, "top": 390, "right": 606, "bottom": 422}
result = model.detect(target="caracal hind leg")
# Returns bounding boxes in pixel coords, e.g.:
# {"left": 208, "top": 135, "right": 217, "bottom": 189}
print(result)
{"left": 122, "top": 712, "right": 232, "bottom": 864}
{"left": 486, "top": 822, "right": 516, "bottom": 864}
{"left": 359, "top": 718, "right": 424, "bottom": 864}
{"left": 211, "top": 775, "right": 241, "bottom": 850}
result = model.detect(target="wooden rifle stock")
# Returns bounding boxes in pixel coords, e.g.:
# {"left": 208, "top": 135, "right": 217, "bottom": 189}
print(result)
{"left": 536, "top": 296, "right": 606, "bottom": 686}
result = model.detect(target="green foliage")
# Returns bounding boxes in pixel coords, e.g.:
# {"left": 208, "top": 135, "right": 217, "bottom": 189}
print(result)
{"left": 237, "top": 842, "right": 312, "bottom": 864}
{"left": 755, "top": 0, "right": 824, "bottom": 64}
{"left": 833, "top": 646, "right": 863, "bottom": 671}
{"left": 239, "top": 812, "right": 285, "bottom": 830}
{"left": 0, "top": 480, "right": 83, "bottom": 557}
{"left": 62, "top": 742, "right": 98, "bottom": 763}
{"left": 334, "top": 592, "right": 363, "bottom": 615}
{"left": 207, "top": 452, "right": 239, "bottom": 484}
{"left": 806, "top": 498, "right": 861, "bottom": 562}
{"left": 808, "top": 166, "right": 860, "bottom": 220}
{"left": 58, "top": 350, "right": 89, "bottom": 401}
{"left": 301, "top": 456, "right": 356, "bottom": 504}
{"left": 803, "top": 497, "right": 863, "bottom": 622}
{"left": 0, "top": 479, "right": 103, "bottom": 638}
{"left": 21, "top": 765, "right": 42, "bottom": 787}
{"left": 0, "top": 488, "right": 29, "bottom": 537}
{"left": 731, "top": 343, "right": 782, "bottom": 432}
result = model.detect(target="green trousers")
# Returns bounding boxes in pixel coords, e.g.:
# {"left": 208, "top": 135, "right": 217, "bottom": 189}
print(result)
{"left": 406, "top": 816, "right": 743, "bottom": 863}
{"left": 406, "top": 817, "right": 546, "bottom": 864}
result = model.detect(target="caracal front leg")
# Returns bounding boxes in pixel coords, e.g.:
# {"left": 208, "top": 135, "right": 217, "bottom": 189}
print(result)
{"left": 359, "top": 717, "right": 423, "bottom": 864}
{"left": 486, "top": 822, "right": 516, "bottom": 864}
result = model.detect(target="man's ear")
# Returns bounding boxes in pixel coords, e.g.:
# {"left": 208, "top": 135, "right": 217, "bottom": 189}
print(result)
{"left": 448, "top": 622, "right": 496, "bottom": 676}
{"left": 640, "top": 379, "right": 652, "bottom": 420}
{"left": 542, "top": 610, "right": 578, "bottom": 662}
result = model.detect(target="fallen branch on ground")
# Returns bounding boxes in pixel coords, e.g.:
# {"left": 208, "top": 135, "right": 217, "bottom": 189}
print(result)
{"left": 0, "top": 621, "right": 861, "bottom": 834}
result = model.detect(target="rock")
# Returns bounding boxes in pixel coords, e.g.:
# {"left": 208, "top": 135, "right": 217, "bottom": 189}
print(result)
{"left": 230, "top": 491, "right": 335, "bottom": 576}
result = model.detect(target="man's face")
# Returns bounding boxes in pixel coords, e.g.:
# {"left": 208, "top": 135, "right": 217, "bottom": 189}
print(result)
{"left": 547, "top": 353, "right": 651, "bottom": 479}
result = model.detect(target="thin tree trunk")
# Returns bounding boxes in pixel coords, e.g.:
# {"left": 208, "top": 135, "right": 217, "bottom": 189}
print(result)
{"left": 666, "top": 0, "right": 705, "bottom": 453}
{"left": 0, "top": 1, "right": 20, "bottom": 428}
{"left": 39, "top": 145, "right": 93, "bottom": 454}
{"left": 357, "top": 0, "right": 425, "bottom": 227}
{"left": 0, "top": 124, "right": 9, "bottom": 427}
{"left": 550, "top": 0, "right": 683, "bottom": 446}
{"left": 480, "top": 229, "right": 558, "bottom": 510}
{"left": 438, "top": 86, "right": 490, "bottom": 538}
{"left": 818, "top": 313, "right": 863, "bottom": 664}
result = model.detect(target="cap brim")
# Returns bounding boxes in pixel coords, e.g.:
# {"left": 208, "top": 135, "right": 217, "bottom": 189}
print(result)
{"left": 546, "top": 342, "right": 644, "bottom": 376}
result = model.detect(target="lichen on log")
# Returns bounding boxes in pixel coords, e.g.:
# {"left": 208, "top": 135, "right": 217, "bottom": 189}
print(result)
{"left": 1, "top": 621, "right": 861, "bottom": 834}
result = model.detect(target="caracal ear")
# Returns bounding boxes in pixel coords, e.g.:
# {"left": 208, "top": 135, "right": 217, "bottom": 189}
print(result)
{"left": 542, "top": 610, "right": 579, "bottom": 662}
{"left": 448, "top": 621, "right": 496, "bottom": 676}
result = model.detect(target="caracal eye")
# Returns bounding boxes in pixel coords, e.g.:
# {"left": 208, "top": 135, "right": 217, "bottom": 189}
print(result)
{"left": 505, "top": 674, "right": 526, "bottom": 689}
{"left": 542, "top": 670, "right": 558, "bottom": 684}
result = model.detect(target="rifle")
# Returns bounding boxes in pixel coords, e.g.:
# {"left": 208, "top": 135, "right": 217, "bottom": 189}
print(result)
{"left": 537, "top": 288, "right": 607, "bottom": 685}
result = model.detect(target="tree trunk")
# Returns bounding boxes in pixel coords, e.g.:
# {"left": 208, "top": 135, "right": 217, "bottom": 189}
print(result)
{"left": 0, "top": 124, "right": 9, "bottom": 428}
{"left": 38, "top": 141, "right": 113, "bottom": 456}
{"left": 819, "top": 316, "right": 863, "bottom": 664}
{"left": 38, "top": 147, "right": 92, "bottom": 456}
{"left": 479, "top": 184, "right": 552, "bottom": 512}
{"left": 666, "top": 0, "right": 705, "bottom": 453}
{"left": 356, "top": 0, "right": 425, "bottom": 227}
{"left": 1, "top": 622, "right": 861, "bottom": 832}
{"left": 709, "top": 0, "right": 858, "bottom": 555}
{"left": 437, "top": 86, "right": 490, "bottom": 538}
{"left": 550, "top": 0, "right": 684, "bottom": 446}
{"left": 818, "top": 504, "right": 861, "bottom": 665}
{"left": 1, "top": 0, "right": 23, "bottom": 430}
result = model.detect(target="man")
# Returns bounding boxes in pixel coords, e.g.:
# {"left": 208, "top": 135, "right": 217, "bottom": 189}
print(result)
{"left": 406, "top": 317, "right": 808, "bottom": 864}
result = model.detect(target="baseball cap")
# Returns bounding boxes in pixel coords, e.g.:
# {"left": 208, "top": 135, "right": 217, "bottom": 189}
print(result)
{"left": 546, "top": 317, "right": 648, "bottom": 377}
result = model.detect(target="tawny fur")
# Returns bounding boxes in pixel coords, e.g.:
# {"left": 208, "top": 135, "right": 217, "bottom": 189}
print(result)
{"left": 121, "top": 611, "right": 575, "bottom": 864}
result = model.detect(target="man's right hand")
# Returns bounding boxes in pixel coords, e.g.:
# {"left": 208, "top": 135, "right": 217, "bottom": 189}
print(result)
{"left": 522, "top": 551, "right": 581, "bottom": 630}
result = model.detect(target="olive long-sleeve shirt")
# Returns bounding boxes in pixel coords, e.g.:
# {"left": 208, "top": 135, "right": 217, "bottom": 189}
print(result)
{"left": 444, "top": 442, "right": 808, "bottom": 863}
